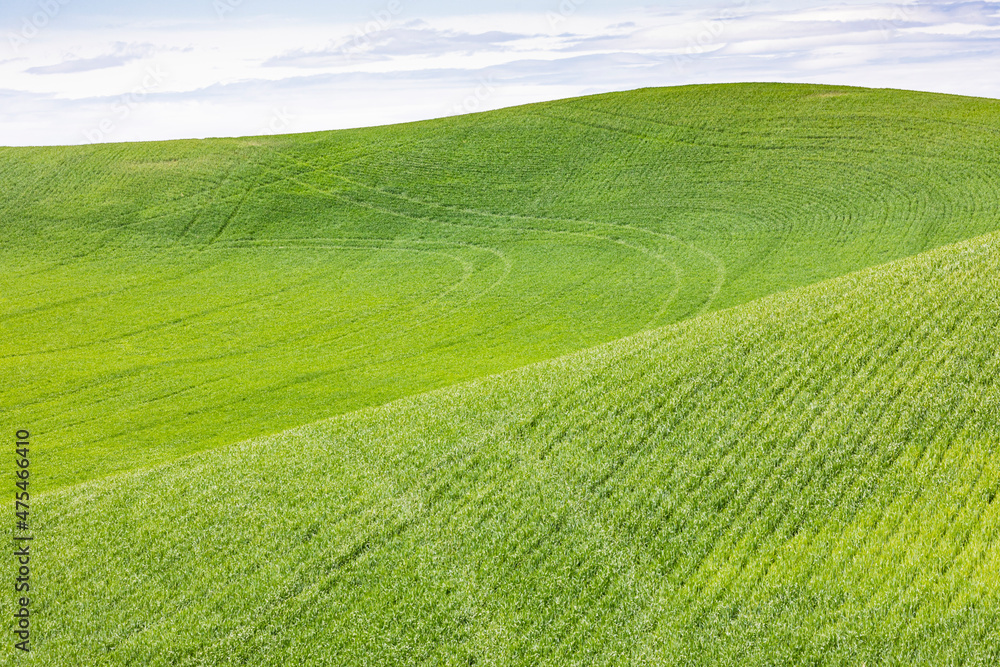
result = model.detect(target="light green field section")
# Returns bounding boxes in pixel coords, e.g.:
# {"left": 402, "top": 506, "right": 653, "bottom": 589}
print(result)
{"left": 3, "top": 83, "right": 1000, "bottom": 490}
{"left": 22, "top": 230, "right": 1000, "bottom": 665}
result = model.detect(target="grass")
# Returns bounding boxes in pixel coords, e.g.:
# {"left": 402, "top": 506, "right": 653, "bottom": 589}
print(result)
{"left": 2, "top": 82, "right": 1000, "bottom": 663}
{"left": 4, "top": 83, "right": 1000, "bottom": 491}
{"left": 19, "top": 229, "right": 1000, "bottom": 665}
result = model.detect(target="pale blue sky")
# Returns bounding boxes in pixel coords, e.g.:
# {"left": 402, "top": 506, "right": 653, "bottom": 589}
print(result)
{"left": 2, "top": 1, "right": 999, "bottom": 145}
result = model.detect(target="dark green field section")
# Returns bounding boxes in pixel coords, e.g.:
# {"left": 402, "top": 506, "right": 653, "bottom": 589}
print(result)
{"left": 24, "top": 231, "right": 1000, "bottom": 665}
{"left": 3, "top": 84, "right": 1000, "bottom": 490}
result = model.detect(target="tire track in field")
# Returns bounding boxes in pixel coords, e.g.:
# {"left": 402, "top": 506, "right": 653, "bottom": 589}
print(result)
{"left": 172, "top": 164, "right": 240, "bottom": 247}
{"left": 259, "top": 169, "right": 515, "bottom": 306}
{"left": 11, "top": 234, "right": 515, "bottom": 473}
{"left": 0, "top": 252, "right": 211, "bottom": 320}
{"left": 263, "top": 152, "right": 690, "bottom": 314}
{"left": 343, "top": 190, "right": 687, "bottom": 330}
{"left": 11, "top": 234, "right": 509, "bottom": 457}
{"left": 537, "top": 100, "right": 998, "bottom": 301}
{"left": 204, "top": 185, "right": 256, "bottom": 248}
{"left": 213, "top": 237, "right": 505, "bottom": 329}
{"left": 2, "top": 164, "right": 299, "bottom": 312}
{"left": 327, "top": 167, "right": 726, "bottom": 319}
{"left": 4, "top": 177, "right": 236, "bottom": 281}
{"left": 4, "top": 239, "right": 479, "bottom": 418}
{"left": 0, "top": 264, "right": 314, "bottom": 361}
{"left": 278, "top": 153, "right": 722, "bottom": 328}
{"left": 6, "top": 251, "right": 457, "bottom": 374}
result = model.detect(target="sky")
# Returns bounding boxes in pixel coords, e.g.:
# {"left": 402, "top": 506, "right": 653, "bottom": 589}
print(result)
{"left": 1, "top": 1, "right": 999, "bottom": 146}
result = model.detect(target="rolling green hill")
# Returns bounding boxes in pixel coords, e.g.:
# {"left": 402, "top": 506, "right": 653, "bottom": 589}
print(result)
{"left": 3, "top": 83, "right": 1000, "bottom": 663}
{"left": 25, "top": 228, "right": 1000, "bottom": 665}
{"left": 4, "top": 83, "right": 1000, "bottom": 491}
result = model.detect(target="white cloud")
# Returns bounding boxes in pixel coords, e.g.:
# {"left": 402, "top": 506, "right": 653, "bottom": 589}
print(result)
{"left": 1, "top": 2, "right": 999, "bottom": 146}
{"left": 262, "top": 26, "right": 535, "bottom": 69}
{"left": 24, "top": 42, "right": 156, "bottom": 74}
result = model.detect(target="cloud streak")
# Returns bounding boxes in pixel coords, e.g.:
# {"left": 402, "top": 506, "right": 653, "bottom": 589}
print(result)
{"left": 23, "top": 42, "right": 156, "bottom": 75}
{"left": 26, "top": 53, "right": 136, "bottom": 74}
{"left": 265, "top": 25, "right": 530, "bottom": 67}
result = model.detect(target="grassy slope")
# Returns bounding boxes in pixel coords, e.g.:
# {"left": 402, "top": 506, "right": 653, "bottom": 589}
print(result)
{"left": 24, "top": 229, "right": 1000, "bottom": 666}
{"left": 4, "top": 83, "right": 1000, "bottom": 490}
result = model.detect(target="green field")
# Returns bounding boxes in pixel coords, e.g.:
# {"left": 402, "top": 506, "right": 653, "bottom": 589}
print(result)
{"left": 3, "top": 83, "right": 1000, "bottom": 664}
